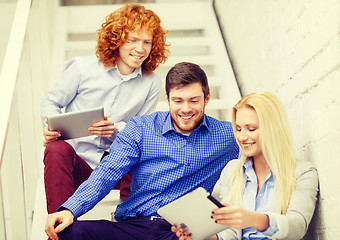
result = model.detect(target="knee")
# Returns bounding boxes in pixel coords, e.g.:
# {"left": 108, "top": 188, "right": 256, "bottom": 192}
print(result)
{"left": 44, "top": 141, "right": 75, "bottom": 165}
{"left": 58, "top": 222, "right": 87, "bottom": 239}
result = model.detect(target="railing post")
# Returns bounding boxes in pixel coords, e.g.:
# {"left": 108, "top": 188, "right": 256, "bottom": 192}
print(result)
{"left": 2, "top": 99, "right": 28, "bottom": 240}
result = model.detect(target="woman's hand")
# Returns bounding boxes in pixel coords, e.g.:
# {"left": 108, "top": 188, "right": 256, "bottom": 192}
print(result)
{"left": 212, "top": 204, "right": 269, "bottom": 231}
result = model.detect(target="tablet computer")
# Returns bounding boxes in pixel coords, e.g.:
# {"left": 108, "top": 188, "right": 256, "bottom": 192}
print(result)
{"left": 47, "top": 107, "right": 104, "bottom": 140}
{"left": 157, "top": 187, "right": 229, "bottom": 240}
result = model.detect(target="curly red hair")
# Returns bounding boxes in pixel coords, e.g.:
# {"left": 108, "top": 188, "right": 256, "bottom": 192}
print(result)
{"left": 96, "top": 4, "right": 169, "bottom": 74}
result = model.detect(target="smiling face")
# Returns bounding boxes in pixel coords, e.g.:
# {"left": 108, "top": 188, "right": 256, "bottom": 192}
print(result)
{"left": 167, "top": 82, "right": 210, "bottom": 135}
{"left": 235, "top": 106, "right": 264, "bottom": 161}
{"left": 117, "top": 27, "right": 153, "bottom": 75}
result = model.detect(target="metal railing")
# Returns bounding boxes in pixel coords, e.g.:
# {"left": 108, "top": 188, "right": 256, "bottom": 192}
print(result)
{"left": 0, "top": 0, "right": 54, "bottom": 239}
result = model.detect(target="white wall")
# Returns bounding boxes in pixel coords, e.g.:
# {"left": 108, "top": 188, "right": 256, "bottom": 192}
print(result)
{"left": 0, "top": 2, "right": 16, "bottom": 76}
{"left": 215, "top": 0, "right": 340, "bottom": 239}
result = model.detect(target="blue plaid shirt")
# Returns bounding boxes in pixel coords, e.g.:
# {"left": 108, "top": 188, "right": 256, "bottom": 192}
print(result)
{"left": 61, "top": 111, "right": 239, "bottom": 221}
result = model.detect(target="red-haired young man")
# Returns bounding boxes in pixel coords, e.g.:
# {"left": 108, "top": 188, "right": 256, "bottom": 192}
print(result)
{"left": 41, "top": 4, "right": 169, "bottom": 214}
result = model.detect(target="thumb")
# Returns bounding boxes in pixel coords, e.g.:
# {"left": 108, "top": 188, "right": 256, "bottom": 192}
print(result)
{"left": 54, "top": 220, "right": 71, "bottom": 233}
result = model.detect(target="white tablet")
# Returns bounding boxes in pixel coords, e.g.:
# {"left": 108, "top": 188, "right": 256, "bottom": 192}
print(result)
{"left": 47, "top": 107, "right": 104, "bottom": 140}
{"left": 157, "top": 187, "right": 229, "bottom": 240}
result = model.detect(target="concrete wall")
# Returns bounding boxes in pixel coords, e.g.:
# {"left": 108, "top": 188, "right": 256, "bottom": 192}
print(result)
{"left": 215, "top": 0, "right": 340, "bottom": 239}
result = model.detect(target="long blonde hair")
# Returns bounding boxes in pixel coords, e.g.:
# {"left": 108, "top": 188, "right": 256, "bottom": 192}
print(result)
{"left": 228, "top": 92, "right": 296, "bottom": 214}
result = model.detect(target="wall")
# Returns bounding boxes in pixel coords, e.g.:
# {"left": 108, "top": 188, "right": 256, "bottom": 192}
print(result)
{"left": 215, "top": 0, "right": 340, "bottom": 239}
{"left": 0, "top": 2, "right": 16, "bottom": 75}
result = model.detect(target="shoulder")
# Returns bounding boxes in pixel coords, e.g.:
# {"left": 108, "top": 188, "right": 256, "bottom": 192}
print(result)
{"left": 127, "top": 111, "right": 167, "bottom": 129}
{"left": 64, "top": 55, "right": 100, "bottom": 72}
{"left": 205, "top": 117, "right": 237, "bottom": 148}
{"left": 294, "top": 160, "right": 318, "bottom": 186}
{"left": 120, "top": 112, "right": 167, "bottom": 140}
{"left": 206, "top": 116, "right": 233, "bottom": 133}
{"left": 141, "top": 72, "right": 162, "bottom": 86}
{"left": 221, "top": 159, "right": 240, "bottom": 176}
{"left": 295, "top": 160, "right": 317, "bottom": 176}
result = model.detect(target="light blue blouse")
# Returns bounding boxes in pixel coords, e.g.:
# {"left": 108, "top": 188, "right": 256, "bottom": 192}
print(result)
{"left": 241, "top": 160, "right": 278, "bottom": 239}
{"left": 217, "top": 159, "right": 278, "bottom": 240}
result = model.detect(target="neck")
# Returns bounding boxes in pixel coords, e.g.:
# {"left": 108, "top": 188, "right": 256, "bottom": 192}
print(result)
{"left": 253, "top": 155, "right": 270, "bottom": 175}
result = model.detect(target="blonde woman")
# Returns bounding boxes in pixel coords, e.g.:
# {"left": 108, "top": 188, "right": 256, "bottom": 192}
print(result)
{"left": 173, "top": 92, "right": 318, "bottom": 240}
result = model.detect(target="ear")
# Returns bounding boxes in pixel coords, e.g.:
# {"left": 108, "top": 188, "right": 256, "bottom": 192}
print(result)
{"left": 165, "top": 94, "right": 170, "bottom": 106}
{"left": 204, "top": 93, "right": 210, "bottom": 106}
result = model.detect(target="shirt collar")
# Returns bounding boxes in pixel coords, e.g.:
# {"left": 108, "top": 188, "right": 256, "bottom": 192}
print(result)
{"left": 243, "top": 159, "right": 274, "bottom": 185}
{"left": 162, "top": 113, "right": 210, "bottom": 135}
{"left": 110, "top": 65, "right": 142, "bottom": 81}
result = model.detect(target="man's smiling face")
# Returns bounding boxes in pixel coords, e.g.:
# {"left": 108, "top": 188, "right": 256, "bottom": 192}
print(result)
{"left": 117, "top": 27, "right": 153, "bottom": 75}
{"left": 167, "top": 82, "right": 210, "bottom": 135}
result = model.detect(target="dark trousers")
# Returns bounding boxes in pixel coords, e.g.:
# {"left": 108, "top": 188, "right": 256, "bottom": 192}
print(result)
{"left": 43, "top": 140, "right": 132, "bottom": 214}
{"left": 58, "top": 219, "right": 179, "bottom": 240}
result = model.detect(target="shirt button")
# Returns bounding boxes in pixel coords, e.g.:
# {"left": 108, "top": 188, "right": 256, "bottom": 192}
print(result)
{"left": 187, "top": 163, "right": 190, "bottom": 166}
{"left": 167, "top": 195, "right": 171, "bottom": 198}
{"left": 188, "top": 140, "right": 191, "bottom": 143}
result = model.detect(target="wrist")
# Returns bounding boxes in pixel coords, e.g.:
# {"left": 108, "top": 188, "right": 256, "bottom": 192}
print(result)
{"left": 251, "top": 211, "right": 269, "bottom": 232}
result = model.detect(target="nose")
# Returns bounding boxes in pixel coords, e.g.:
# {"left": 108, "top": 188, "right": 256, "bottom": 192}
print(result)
{"left": 237, "top": 130, "right": 248, "bottom": 142}
{"left": 181, "top": 101, "right": 191, "bottom": 112}
{"left": 135, "top": 41, "right": 144, "bottom": 52}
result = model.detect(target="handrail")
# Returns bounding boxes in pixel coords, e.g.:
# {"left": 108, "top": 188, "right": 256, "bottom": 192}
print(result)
{"left": 0, "top": 0, "right": 32, "bottom": 168}
{"left": 212, "top": 0, "right": 242, "bottom": 96}
{"left": 0, "top": 0, "right": 32, "bottom": 239}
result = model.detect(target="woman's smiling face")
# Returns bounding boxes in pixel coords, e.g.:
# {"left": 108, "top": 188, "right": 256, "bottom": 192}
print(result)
{"left": 235, "top": 106, "right": 263, "bottom": 160}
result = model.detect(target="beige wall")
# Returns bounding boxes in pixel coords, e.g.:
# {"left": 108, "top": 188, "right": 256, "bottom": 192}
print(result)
{"left": 215, "top": 0, "right": 340, "bottom": 239}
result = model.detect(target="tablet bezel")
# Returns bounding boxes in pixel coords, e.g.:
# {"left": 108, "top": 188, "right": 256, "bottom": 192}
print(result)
{"left": 47, "top": 107, "right": 104, "bottom": 140}
{"left": 157, "top": 187, "right": 228, "bottom": 240}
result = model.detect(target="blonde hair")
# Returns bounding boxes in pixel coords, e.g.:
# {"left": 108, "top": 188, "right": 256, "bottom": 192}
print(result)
{"left": 228, "top": 92, "right": 296, "bottom": 214}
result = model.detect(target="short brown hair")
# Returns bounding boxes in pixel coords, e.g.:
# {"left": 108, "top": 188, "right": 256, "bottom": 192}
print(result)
{"left": 96, "top": 4, "right": 169, "bottom": 74}
{"left": 165, "top": 62, "right": 210, "bottom": 99}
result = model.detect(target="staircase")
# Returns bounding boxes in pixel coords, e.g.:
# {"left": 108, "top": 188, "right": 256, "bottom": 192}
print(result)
{"left": 50, "top": 1, "right": 240, "bottom": 120}
{"left": 31, "top": 1, "right": 241, "bottom": 239}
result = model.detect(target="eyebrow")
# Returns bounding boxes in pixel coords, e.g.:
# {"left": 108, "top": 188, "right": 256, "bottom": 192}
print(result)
{"left": 236, "top": 123, "right": 257, "bottom": 127}
{"left": 127, "top": 35, "right": 153, "bottom": 41}
{"left": 171, "top": 96, "right": 202, "bottom": 100}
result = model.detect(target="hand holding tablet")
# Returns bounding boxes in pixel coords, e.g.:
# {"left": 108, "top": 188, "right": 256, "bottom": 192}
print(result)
{"left": 47, "top": 107, "right": 104, "bottom": 140}
{"left": 158, "top": 187, "right": 229, "bottom": 240}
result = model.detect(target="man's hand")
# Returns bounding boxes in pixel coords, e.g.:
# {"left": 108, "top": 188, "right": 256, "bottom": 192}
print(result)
{"left": 45, "top": 210, "right": 74, "bottom": 240}
{"left": 171, "top": 225, "right": 192, "bottom": 240}
{"left": 43, "top": 125, "right": 61, "bottom": 146}
{"left": 88, "top": 116, "right": 115, "bottom": 138}
{"left": 171, "top": 225, "right": 217, "bottom": 240}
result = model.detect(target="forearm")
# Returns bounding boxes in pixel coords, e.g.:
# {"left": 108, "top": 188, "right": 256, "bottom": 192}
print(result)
{"left": 206, "top": 234, "right": 218, "bottom": 240}
{"left": 250, "top": 211, "right": 269, "bottom": 232}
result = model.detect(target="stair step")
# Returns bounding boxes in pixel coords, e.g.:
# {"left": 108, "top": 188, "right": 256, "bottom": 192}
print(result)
{"left": 162, "top": 55, "right": 215, "bottom": 67}
{"left": 65, "top": 2, "right": 211, "bottom": 34}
